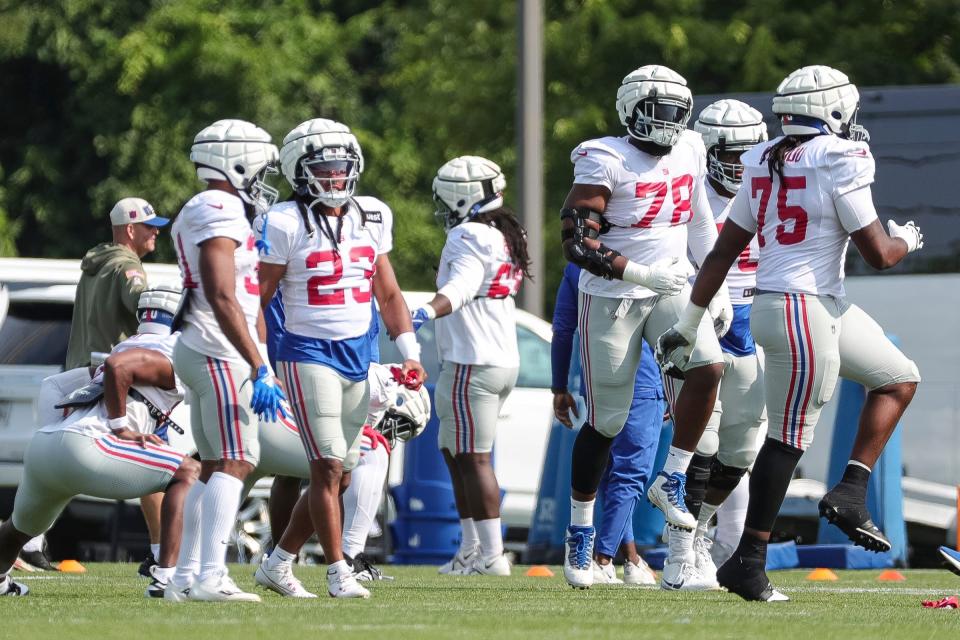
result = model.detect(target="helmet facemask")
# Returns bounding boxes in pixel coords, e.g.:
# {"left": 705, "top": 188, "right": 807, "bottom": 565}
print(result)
{"left": 840, "top": 105, "right": 870, "bottom": 142}
{"left": 238, "top": 164, "right": 280, "bottom": 215}
{"left": 707, "top": 141, "right": 749, "bottom": 193}
{"left": 627, "top": 94, "right": 691, "bottom": 148}
{"left": 433, "top": 193, "right": 461, "bottom": 231}
{"left": 297, "top": 146, "right": 361, "bottom": 208}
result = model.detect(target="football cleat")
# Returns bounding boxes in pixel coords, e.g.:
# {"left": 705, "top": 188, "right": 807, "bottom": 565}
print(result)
{"left": 717, "top": 554, "right": 789, "bottom": 602}
{"left": 163, "top": 577, "right": 192, "bottom": 603}
{"left": 464, "top": 554, "right": 511, "bottom": 577}
{"left": 623, "top": 557, "right": 657, "bottom": 585}
{"left": 189, "top": 573, "right": 261, "bottom": 602}
{"left": 818, "top": 490, "right": 892, "bottom": 553}
{"left": 692, "top": 536, "right": 720, "bottom": 589}
{"left": 563, "top": 525, "right": 595, "bottom": 589}
{"left": 591, "top": 560, "right": 623, "bottom": 584}
{"left": 647, "top": 472, "right": 697, "bottom": 530}
{"left": 145, "top": 565, "right": 171, "bottom": 599}
{"left": 138, "top": 553, "right": 158, "bottom": 579}
{"left": 327, "top": 568, "right": 371, "bottom": 599}
{"left": 660, "top": 560, "right": 718, "bottom": 591}
{"left": 348, "top": 553, "right": 394, "bottom": 582}
{"left": 939, "top": 546, "right": 960, "bottom": 577}
{"left": 438, "top": 545, "right": 479, "bottom": 575}
{"left": 255, "top": 555, "right": 318, "bottom": 598}
{"left": 19, "top": 549, "right": 54, "bottom": 572}
{"left": 0, "top": 577, "right": 29, "bottom": 596}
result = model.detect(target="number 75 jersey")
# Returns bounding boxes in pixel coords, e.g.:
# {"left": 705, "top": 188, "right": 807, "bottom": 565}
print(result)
{"left": 729, "top": 135, "right": 877, "bottom": 297}
{"left": 255, "top": 197, "right": 393, "bottom": 341}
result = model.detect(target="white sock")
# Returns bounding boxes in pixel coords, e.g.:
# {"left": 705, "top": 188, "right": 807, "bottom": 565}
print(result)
{"left": 152, "top": 565, "right": 174, "bottom": 581}
{"left": 663, "top": 446, "right": 694, "bottom": 475}
{"left": 697, "top": 502, "right": 720, "bottom": 537}
{"left": 715, "top": 473, "right": 749, "bottom": 550}
{"left": 666, "top": 525, "right": 695, "bottom": 565}
{"left": 150, "top": 543, "right": 161, "bottom": 560}
{"left": 22, "top": 535, "right": 44, "bottom": 553}
{"left": 327, "top": 559, "right": 351, "bottom": 580}
{"left": 460, "top": 518, "right": 479, "bottom": 553}
{"left": 341, "top": 446, "right": 388, "bottom": 559}
{"left": 570, "top": 498, "right": 595, "bottom": 527}
{"left": 475, "top": 518, "right": 503, "bottom": 562}
{"left": 848, "top": 459, "right": 872, "bottom": 472}
{"left": 198, "top": 472, "right": 244, "bottom": 582}
{"left": 172, "top": 480, "right": 205, "bottom": 585}
{"left": 266, "top": 545, "right": 296, "bottom": 570}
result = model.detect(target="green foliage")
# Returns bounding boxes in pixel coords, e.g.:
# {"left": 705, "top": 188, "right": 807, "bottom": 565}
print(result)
{"left": 0, "top": 0, "right": 957, "bottom": 311}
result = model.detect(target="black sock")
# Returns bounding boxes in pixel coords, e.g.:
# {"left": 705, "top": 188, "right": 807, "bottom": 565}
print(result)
{"left": 570, "top": 423, "right": 614, "bottom": 495}
{"left": 744, "top": 438, "right": 804, "bottom": 533}
{"left": 734, "top": 530, "right": 768, "bottom": 562}
{"left": 835, "top": 462, "right": 871, "bottom": 500}
{"left": 684, "top": 453, "right": 715, "bottom": 519}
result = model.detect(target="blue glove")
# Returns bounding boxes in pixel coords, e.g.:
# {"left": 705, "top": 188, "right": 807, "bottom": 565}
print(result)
{"left": 411, "top": 306, "right": 435, "bottom": 332}
{"left": 250, "top": 365, "right": 287, "bottom": 422}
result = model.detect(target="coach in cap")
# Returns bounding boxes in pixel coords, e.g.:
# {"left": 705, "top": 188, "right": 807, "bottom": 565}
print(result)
{"left": 65, "top": 197, "right": 170, "bottom": 369}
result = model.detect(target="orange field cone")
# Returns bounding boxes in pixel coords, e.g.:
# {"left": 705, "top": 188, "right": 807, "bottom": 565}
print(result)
{"left": 57, "top": 559, "right": 86, "bottom": 573}
{"left": 877, "top": 569, "right": 906, "bottom": 581}
{"left": 526, "top": 565, "right": 555, "bottom": 577}
{"left": 806, "top": 568, "right": 838, "bottom": 581}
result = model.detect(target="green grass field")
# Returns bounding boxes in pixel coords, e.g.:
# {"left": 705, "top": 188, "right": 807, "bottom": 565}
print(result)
{"left": 4, "top": 564, "right": 959, "bottom": 639}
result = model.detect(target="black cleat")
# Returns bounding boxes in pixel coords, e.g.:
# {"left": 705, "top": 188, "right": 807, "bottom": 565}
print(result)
{"left": 0, "top": 578, "right": 29, "bottom": 596}
{"left": 18, "top": 549, "right": 54, "bottom": 572}
{"left": 819, "top": 490, "right": 892, "bottom": 553}
{"left": 346, "top": 553, "right": 393, "bottom": 582}
{"left": 717, "top": 554, "right": 789, "bottom": 602}
{"left": 138, "top": 553, "right": 158, "bottom": 579}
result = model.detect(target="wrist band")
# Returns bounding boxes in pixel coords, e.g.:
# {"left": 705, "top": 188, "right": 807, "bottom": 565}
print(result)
{"left": 395, "top": 332, "right": 421, "bottom": 362}
{"left": 107, "top": 416, "right": 129, "bottom": 431}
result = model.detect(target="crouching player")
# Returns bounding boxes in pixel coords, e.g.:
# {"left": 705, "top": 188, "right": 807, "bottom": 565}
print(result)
{"left": 0, "top": 287, "right": 200, "bottom": 596}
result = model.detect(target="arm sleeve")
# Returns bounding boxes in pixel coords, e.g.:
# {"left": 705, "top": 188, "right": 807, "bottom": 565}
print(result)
{"left": 725, "top": 189, "right": 756, "bottom": 233}
{"left": 436, "top": 253, "right": 487, "bottom": 312}
{"left": 686, "top": 174, "right": 720, "bottom": 266}
{"left": 835, "top": 185, "right": 879, "bottom": 233}
{"left": 550, "top": 266, "right": 580, "bottom": 390}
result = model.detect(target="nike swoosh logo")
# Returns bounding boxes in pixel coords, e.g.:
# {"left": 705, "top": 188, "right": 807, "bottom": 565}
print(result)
{"left": 576, "top": 150, "right": 588, "bottom": 156}
{"left": 209, "top": 203, "right": 224, "bottom": 210}
{"left": 662, "top": 579, "right": 684, "bottom": 590}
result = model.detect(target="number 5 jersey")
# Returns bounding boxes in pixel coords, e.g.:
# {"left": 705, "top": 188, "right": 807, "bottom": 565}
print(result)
{"left": 435, "top": 222, "right": 522, "bottom": 367}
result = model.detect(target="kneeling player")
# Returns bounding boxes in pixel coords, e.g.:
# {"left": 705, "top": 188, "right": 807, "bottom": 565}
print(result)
{"left": 0, "top": 288, "right": 200, "bottom": 597}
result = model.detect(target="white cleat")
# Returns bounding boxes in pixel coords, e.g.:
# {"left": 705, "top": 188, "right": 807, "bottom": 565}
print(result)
{"left": 145, "top": 565, "right": 172, "bottom": 599}
{"left": 255, "top": 556, "right": 318, "bottom": 598}
{"left": 438, "top": 545, "right": 479, "bottom": 575}
{"left": 328, "top": 569, "right": 371, "bottom": 599}
{"left": 464, "top": 554, "right": 511, "bottom": 576}
{"left": 623, "top": 557, "right": 657, "bottom": 586}
{"left": 591, "top": 560, "right": 623, "bottom": 584}
{"left": 647, "top": 472, "right": 697, "bottom": 530}
{"left": 765, "top": 588, "right": 791, "bottom": 602}
{"left": 189, "top": 573, "right": 261, "bottom": 602}
{"left": 563, "top": 525, "right": 595, "bottom": 589}
{"left": 660, "top": 560, "right": 718, "bottom": 591}
{"left": 163, "top": 577, "right": 193, "bottom": 603}
{"left": 692, "top": 536, "right": 720, "bottom": 589}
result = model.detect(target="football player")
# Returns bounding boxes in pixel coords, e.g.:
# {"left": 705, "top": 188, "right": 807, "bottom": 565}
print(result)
{"left": 559, "top": 65, "right": 730, "bottom": 590}
{"left": 668, "top": 99, "right": 770, "bottom": 586}
{"left": 0, "top": 287, "right": 199, "bottom": 597}
{"left": 409, "top": 156, "right": 531, "bottom": 576}
{"left": 659, "top": 65, "right": 923, "bottom": 601}
{"left": 166, "top": 119, "right": 285, "bottom": 603}
{"left": 255, "top": 118, "right": 425, "bottom": 599}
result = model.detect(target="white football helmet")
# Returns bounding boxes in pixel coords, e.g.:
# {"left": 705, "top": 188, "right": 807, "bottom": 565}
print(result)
{"left": 772, "top": 65, "right": 867, "bottom": 141}
{"left": 377, "top": 381, "right": 431, "bottom": 447}
{"left": 190, "top": 119, "right": 280, "bottom": 214}
{"left": 695, "top": 99, "right": 768, "bottom": 193}
{"left": 432, "top": 155, "right": 506, "bottom": 231}
{"left": 280, "top": 118, "right": 364, "bottom": 208}
{"left": 137, "top": 284, "right": 183, "bottom": 335}
{"left": 616, "top": 65, "right": 693, "bottom": 148}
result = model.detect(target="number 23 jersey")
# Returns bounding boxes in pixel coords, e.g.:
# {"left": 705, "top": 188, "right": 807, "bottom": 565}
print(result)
{"left": 728, "top": 135, "right": 876, "bottom": 297}
{"left": 435, "top": 222, "right": 522, "bottom": 368}
{"left": 255, "top": 197, "right": 392, "bottom": 341}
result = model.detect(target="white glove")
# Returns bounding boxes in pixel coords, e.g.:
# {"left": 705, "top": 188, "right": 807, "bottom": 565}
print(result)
{"left": 656, "top": 303, "right": 706, "bottom": 378}
{"left": 622, "top": 257, "right": 692, "bottom": 296}
{"left": 707, "top": 286, "right": 733, "bottom": 338}
{"left": 887, "top": 219, "right": 923, "bottom": 253}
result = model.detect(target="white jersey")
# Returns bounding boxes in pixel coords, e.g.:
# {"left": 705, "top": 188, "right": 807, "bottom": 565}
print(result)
{"left": 728, "top": 135, "right": 876, "bottom": 297}
{"left": 172, "top": 190, "right": 260, "bottom": 362}
{"left": 706, "top": 183, "right": 759, "bottom": 305}
{"left": 255, "top": 197, "right": 392, "bottom": 341}
{"left": 571, "top": 131, "right": 716, "bottom": 299}
{"left": 434, "top": 222, "right": 521, "bottom": 367}
{"left": 41, "top": 333, "right": 183, "bottom": 438}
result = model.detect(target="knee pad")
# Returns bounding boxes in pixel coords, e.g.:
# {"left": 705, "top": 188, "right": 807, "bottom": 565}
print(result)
{"left": 708, "top": 459, "right": 747, "bottom": 493}
{"left": 570, "top": 422, "right": 615, "bottom": 495}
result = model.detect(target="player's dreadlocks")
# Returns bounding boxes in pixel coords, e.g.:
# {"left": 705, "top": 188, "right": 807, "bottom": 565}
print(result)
{"left": 764, "top": 134, "right": 816, "bottom": 182}
{"left": 472, "top": 206, "right": 533, "bottom": 280}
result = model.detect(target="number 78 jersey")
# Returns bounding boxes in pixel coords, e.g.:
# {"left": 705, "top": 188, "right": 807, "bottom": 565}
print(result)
{"left": 729, "top": 135, "right": 877, "bottom": 298}
{"left": 256, "top": 197, "right": 393, "bottom": 341}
